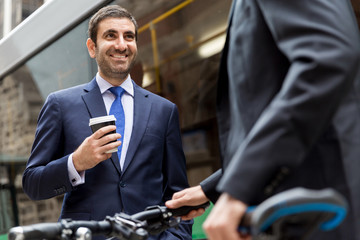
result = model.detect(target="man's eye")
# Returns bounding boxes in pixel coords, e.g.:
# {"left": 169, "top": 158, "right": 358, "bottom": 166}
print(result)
{"left": 106, "top": 33, "right": 116, "bottom": 38}
{"left": 125, "top": 35, "right": 135, "bottom": 40}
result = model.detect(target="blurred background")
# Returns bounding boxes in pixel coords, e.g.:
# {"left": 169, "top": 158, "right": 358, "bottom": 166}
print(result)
{"left": 0, "top": 0, "right": 359, "bottom": 239}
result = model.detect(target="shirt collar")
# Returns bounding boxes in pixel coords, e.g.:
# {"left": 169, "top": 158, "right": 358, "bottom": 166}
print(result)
{"left": 96, "top": 72, "right": 134, "bottom": 97}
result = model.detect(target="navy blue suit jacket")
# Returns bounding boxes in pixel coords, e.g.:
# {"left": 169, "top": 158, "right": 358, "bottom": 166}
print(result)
{"left": 23, "top": 78, "right": 192, "bottom": 239}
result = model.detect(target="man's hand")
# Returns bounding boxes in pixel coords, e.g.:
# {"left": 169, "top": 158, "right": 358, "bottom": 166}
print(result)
{"left": 72, "top": 125, "right": 121, "bottom": 172}
{"left": 203, "top": 193, "right": 250, "bottom": 240}
{"left": 165, "top": 185, "right": 209, "bottom": 220}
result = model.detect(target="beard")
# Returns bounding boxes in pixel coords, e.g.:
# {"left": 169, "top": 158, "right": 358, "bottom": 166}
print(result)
{"left": 95, "top": 48, "right": 137, "bottom": 80}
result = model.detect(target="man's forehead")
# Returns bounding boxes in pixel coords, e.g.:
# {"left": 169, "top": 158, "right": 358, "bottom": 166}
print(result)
{"left": 98, "top": 17, "right": 135, "bottom": 32}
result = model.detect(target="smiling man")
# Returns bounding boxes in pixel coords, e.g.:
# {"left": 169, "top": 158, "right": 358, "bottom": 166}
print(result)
{"left": 22, "top": 5, "right": 192, "bottom": 240}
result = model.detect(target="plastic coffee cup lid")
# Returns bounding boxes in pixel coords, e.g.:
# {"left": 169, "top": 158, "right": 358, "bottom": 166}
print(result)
{"left": 89, "top": 115, "right": 116, "bottom": 126}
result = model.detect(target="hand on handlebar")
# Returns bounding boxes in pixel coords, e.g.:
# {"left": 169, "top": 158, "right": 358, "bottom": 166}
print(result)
{"left": 165, "top": 185, "right": 209, "bottom": 220}
{"left": 204, "top": 193, "right": 249, "bottom": 240}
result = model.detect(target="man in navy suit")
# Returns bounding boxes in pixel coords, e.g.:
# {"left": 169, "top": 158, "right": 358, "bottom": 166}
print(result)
{"left": 166, "top": 0, "right": 360, "bottom": 239}
{"left": 22, "top": 5, "right": 192, "bottom": 240}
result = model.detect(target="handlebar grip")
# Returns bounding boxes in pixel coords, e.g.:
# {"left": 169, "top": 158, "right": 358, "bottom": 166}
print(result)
{"left": 8, "top": 220, "right": 113, "bottom": 240}
{"left": 8, "top": 223, "right": 62, "bottom": 240}
{"left": 238, "top": 207, "right": 255, "bottom": 234}
{"left": 169, "top": 202, "right": 210, "bottom": 216}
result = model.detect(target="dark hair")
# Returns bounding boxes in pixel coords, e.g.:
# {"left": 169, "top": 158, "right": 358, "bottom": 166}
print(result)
{"left": 88, "top": 5, "right": 138, "bottom": 44}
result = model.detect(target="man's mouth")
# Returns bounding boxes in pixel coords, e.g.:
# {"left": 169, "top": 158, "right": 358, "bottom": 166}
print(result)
{"left": 111, "top": 54, "right": 127, "bottom": 59}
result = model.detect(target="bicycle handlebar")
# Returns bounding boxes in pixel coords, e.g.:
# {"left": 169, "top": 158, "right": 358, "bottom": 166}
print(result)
{"left": 131, "top": 202, "right": 210, "bottom": 221}
{"left": 8, "top": 203, "right": 210, "bottom": 240}
{"left": 8, "top": 188, "right": 348, "bottom": 240}
{"left": 8, "top": 220, "right": 112, "bottom": 240}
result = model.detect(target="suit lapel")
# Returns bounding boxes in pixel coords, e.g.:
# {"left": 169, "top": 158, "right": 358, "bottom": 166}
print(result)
{"left": 82, "top": 78, "right": 107, "bottom": 118}
{"left": 122, "top": 83, "right": 151, "bottom": 174}
{"left": 82, "top": 78, "right": 122, "bottom": 175}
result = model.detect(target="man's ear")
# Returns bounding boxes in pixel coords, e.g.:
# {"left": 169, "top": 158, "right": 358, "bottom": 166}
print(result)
{"left": 86, "top": 38, "right": 96, "bottom": 58}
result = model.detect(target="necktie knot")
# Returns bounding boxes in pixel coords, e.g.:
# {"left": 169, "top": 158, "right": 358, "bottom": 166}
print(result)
{"left": 109, "top": 86, "right": 125, "bottom": 98}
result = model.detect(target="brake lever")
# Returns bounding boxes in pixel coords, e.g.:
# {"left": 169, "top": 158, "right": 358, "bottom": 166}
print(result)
{"left": 111, "top": 203, "right": 210, "bottom": 237}
{"left": 141, "top": 206, "right": 181, "bottom": 235}
{"left": 108, "top": 214, "right": 148, "bottom": 240}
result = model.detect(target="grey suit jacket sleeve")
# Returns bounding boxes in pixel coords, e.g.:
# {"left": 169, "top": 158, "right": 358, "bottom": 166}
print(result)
{"left": 200, "top": 169, "right": 222, "bottom": 203}
{"left": 217, "top": 0, "right": 360, "bottom": 204}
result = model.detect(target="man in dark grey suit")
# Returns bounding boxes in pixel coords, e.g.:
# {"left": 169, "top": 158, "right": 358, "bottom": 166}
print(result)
{"left": 166, "top": 0, "right": 360, "bottom": 239}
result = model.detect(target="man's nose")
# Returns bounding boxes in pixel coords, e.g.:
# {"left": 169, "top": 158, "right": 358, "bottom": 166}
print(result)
{"left": 114, "top": 36, "right": 126, "bottom": 51}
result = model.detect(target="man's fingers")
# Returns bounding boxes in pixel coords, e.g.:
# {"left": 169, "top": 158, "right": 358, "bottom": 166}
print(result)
{"left": 97, "top": 132, "right": 121, "bottom": 146}
{"left": 93, "top": 125, "right": 117, "bottom": 139}
{"left": 166, "top": 198, "right": 183, "bottom": 209}
{"left": 166, "top": 185, "right": 209, "bottom": 210}
{"left": 166, "top": 189, "right": 189, "bottom": 208}
{"left": 203, "top": 193, "right": 247, "bottom": 240}
{"left": 172, "top": 190, "right": 186, "bottom": 199}
{"left": 93, "top": 125, "right": 121, "bottom": 149}
{"left": 186, "top": 208, "right": 205, "bottom": 220}
{"left": 99, "top": 139, "right": 122, "bottom": 153}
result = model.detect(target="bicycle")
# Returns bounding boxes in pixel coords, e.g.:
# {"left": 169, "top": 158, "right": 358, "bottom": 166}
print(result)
{"left": 8, "top": 187, "right": 347, "bottom": 240}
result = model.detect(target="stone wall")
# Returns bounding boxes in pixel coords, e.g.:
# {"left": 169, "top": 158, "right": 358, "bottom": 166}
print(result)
{"left": 0, "top": 67, "right": 63, "bottom": 226}
{"left": 0, "top": 66, "right": 42, "bottom": 156}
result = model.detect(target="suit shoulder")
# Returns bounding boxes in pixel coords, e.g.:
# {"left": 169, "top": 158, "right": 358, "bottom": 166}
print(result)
{"left": 47, "top": 83, "right": 88, "bottom": 100}
{"left": 51, "top": 83, "right": 87, "bottom": 95}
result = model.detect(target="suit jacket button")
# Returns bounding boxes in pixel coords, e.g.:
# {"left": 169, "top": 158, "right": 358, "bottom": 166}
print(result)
{"left": 119, "top": 181, "right": 126, "bottom": 188}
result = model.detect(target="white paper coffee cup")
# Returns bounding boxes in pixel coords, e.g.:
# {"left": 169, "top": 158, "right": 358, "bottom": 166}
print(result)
{"left": 89, "top": 115, "right": 117, "bottom": 153}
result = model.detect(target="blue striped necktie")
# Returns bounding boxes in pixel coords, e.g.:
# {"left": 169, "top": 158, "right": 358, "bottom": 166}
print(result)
{"left": 109, "top": 86, "right": 125, "bottom": 162}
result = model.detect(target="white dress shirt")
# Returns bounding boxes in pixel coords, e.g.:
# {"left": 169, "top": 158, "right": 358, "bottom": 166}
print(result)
{"left": 68, "top": 73, "right": 134, "bottom": 186}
